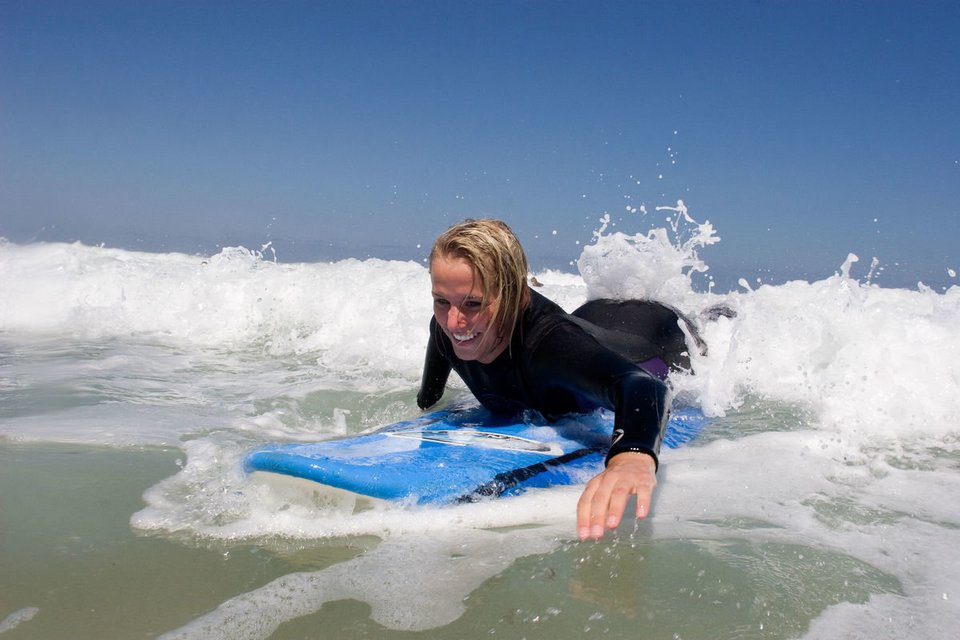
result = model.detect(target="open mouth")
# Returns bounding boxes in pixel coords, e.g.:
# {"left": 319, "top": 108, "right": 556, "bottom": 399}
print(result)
{"left": 453, "top": 331, "right": 478, "bottom": 344}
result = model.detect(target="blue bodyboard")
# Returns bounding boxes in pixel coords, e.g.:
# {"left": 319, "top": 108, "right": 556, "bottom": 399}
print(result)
{"left": 244, "top": 405, "right": 709, "bottom": 505}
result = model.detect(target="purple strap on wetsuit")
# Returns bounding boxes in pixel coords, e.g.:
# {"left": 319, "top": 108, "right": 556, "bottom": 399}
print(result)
{"left": 639, "top": 357, "right": 669, "bottom": 380}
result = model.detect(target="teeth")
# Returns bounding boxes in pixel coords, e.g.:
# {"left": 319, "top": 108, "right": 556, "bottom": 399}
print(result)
{"left": 454, "top": 332, "right": 475, "bottom": 341}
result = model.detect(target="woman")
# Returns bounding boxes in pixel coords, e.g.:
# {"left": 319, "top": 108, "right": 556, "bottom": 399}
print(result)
{"left": 417, "top": 219, "right": 703, "bottom": 540}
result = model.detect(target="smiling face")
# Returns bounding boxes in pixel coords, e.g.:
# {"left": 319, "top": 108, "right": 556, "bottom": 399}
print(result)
{"left": 430, "top": 253, "right": 508, "bottom": 364}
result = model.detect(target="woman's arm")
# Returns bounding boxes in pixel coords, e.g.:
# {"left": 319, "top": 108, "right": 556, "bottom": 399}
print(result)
{"left": 604, "top": 369, "right": 670, "bottom": 468}
{"left": 524, "top": 322, "right": 671, "bottom": 538}
{"left": 417, "top": 319, "right": 453, "bottom": 410}
{"left": 570, "top": 364, "right": 670, "bottom": 540}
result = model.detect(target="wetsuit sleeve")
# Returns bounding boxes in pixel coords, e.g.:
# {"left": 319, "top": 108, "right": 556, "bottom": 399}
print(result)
{"left": 603, "top": 370, "right": 670, "bottom": 468}
{"left": 417, "top": 319, "right": 452, "bottom": 410}
{"left": 525, "top": 323, "right": 671, "bottom": 469}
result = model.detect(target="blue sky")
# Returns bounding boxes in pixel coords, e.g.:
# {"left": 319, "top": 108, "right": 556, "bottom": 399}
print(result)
{"left": 2, "top": 0, "right": 958, "bottom": 290}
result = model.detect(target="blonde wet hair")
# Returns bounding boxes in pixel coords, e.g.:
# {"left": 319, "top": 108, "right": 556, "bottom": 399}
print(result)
{"left": 429, "top": 219, "right": 531, "bottom": 351}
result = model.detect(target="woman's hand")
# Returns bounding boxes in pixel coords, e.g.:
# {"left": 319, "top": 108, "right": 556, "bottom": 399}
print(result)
{"left": 576, "top": 451, "right": 657, "bottom": 540}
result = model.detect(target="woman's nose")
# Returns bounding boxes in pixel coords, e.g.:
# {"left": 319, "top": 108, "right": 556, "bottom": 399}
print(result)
{"left": 446, "top": 305, "right": 467, "bottom": 330}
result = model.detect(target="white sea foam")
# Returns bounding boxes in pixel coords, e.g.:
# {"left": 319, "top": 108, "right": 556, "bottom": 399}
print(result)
{"left": 0, "top": 608, "right": 40, "bottom": 634}
{"left": 2, "top": 216, "right": 959, "bottom": 638}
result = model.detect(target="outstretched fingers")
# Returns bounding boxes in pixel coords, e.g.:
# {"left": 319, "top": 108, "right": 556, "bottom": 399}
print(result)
{"left": 576, "top": 452, "right": 657, "bottom": 540}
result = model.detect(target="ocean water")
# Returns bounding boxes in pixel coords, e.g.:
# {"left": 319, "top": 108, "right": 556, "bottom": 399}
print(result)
{"left": 1, "top": 219, "right": 958, "bottom": 640}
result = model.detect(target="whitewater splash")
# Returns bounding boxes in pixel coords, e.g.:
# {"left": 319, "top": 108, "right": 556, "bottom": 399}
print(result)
{"left": 580, "top": 200, "right": 720, "bottom": 301}
{"left": 1, "top": 208, "right": 959, "bottom": 638}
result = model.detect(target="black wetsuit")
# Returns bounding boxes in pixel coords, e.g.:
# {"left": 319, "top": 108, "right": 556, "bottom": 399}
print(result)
{"left": 417, "top": 289, "right": 703, "bottom": 468}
